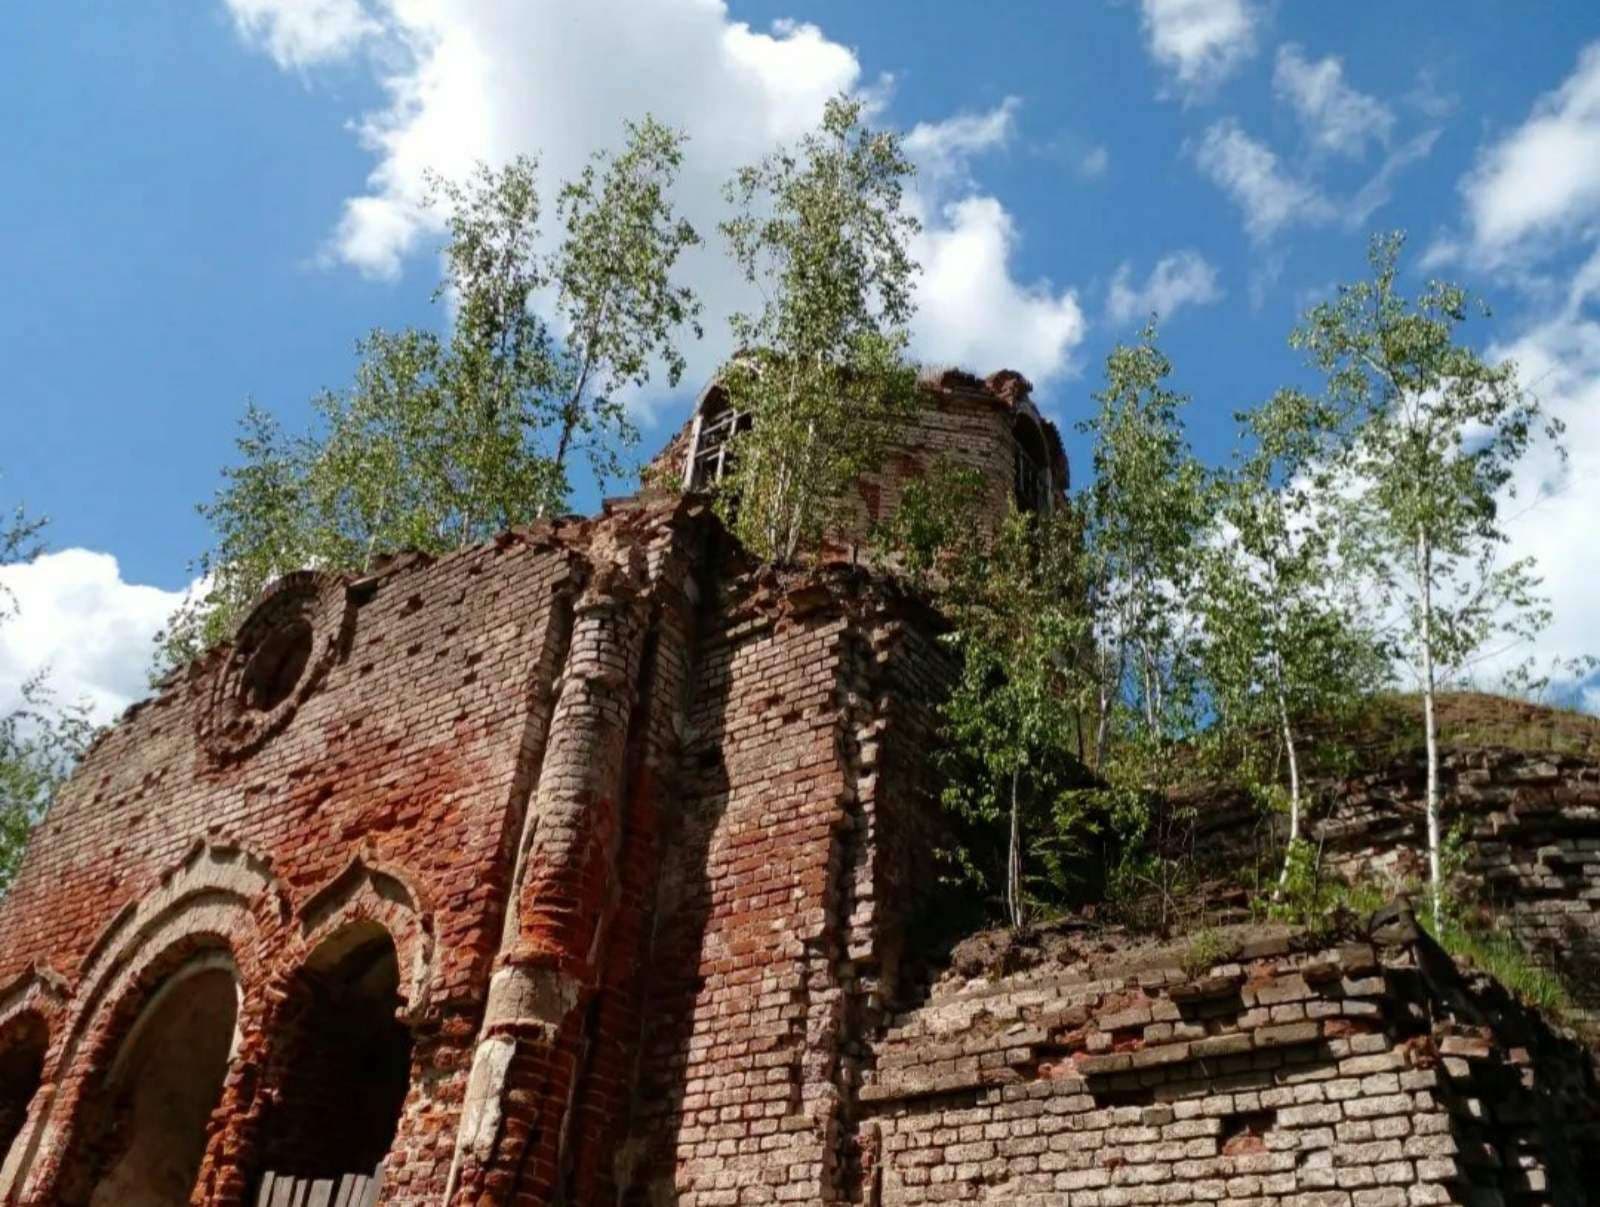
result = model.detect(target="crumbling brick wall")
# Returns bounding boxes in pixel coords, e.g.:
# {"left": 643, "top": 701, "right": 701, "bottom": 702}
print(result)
{"left": 616, "top": 567, "right": 956, "bottom": 1205}
{"left": 1315, "top": 749, "right": 1600, "bottom": 1015}
{"left": 0, "top": 495, "right": 712, "bottom": 1206}
{"left": 861, "top": 913, "right": 1600, "bottom": 1206}
{"left": 646, "top": 369, "right": 1069, "bottom": 559}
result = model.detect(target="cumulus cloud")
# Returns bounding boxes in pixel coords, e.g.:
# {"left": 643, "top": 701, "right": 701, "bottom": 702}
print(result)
{"left": 221, "top": 0, "right": 1086, "bottom": 396}
{"left": 1139, "top": 0, "right": 1258, "bottom": 97}
{"left": 910, "top": 197, "right": 1086, "bottom": 384}
{"left": 1193, "top": 119, "right": 1334, "bottom": 241}
{"left": 1105, "top": 251, "right": 1223, "bottom": 325}
{"left": 1478, "top": 308, "right": 1600, "bottom": 700}
{"left": 1080, "top": 146, "right": 1110, "bottom": 178}
{"left": 1273, "top": 44, "right": 1394, "bottom": 158}
{"left": 1451, "top": 41, "right": 1600, "bottom": 269}
{"left": 0, "top": 551, "right": 187, "bottom": 726}
{"left": 1194, "top": 117, "right": 1434, "bottom": 248}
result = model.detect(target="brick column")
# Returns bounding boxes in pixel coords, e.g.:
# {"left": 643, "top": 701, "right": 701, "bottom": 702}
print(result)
{"left": 444, "top": 550, "right": 651, "bottom": 1205}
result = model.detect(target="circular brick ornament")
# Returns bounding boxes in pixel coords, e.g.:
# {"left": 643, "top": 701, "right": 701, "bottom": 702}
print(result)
{"left": 198, "top": 571, "right": 350, "bottom": 763}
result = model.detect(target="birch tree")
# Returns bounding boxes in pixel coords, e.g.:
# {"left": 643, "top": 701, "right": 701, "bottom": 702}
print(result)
{"left": 155, "top": 119, "right": 699, "bottom": 673}
{"left": 1, "top": 488, "right": 95, "bottom": 894}
{"left": 1079, "top": 327, "right": 1210, "bottom": 763}
{"left": 937, "top": 510, "right": 1091, "bottom": 929}
{"left": 1198, "top": 389, "right": 1386, "bottom": 890}
{"left": 716, "top": 95, "right": 920, "bottom": 563}
{"left": 1294, "top": 232, "right": 1561, "bottom": 926}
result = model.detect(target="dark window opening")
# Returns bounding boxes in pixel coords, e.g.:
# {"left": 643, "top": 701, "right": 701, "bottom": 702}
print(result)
{"left": 251, "top": 928, "right": 412, "bottom": 1194}
{"left": 1013, "top": 417, "right": 1052, "bottom": 514}
{"left": 685, "top": 397, "right": 752, "bottom": 492}
{"left": 1219, "top": 1109, "right": 1275, "bottom": 1156}
{"left": 241, "top": 620, "right": 313, "bottom": 713}
{"left": 0, "top": 1013, "right": 47, "bottom": 1168}
{"left": 59, "top": 963, "right": 238, "bottom": 1206}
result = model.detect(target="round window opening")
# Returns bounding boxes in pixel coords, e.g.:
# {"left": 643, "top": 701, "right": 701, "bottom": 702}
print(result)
{"left": 241, "top": 620, "right": 314, "bottom": 713}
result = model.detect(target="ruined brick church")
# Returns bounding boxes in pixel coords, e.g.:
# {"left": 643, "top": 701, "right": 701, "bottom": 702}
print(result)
{"left": 2, "top": 370, "right": 1598, "bottom": 1206}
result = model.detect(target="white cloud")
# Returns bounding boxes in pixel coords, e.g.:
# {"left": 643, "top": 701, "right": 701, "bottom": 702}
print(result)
{"left": 1139, "top": 0, "right": 1258, "bottom": 97}
{"left": 910, "top": 197, "right": 1086, "bottom": 385}
{"left": 1080, "top": 146, "right": 1110, "bottom": 178}
{"left": 1192, "top": 119, "right": 1333, "bottom": 241}
{"left": 1454, "top": 41, "right": 1600, "bottom": 268}
{"left": 224, "top": 0, "right": 380, "bottom": 69}
{"left": 1193, "top": 117, "right": 1432, "bottom": 248}
{"left": 1478, "top": 308, "right": 1600, "bottom": 698}
{"left": 0, "top": 551, "right": 188, "bottom": 727}
{"left": 1106, "top": 251, "right": 1223, "bottom": 325}
{"left": 222, "top": 0, "right": 1086, "bottom": 401}
{"left": 905, "top": 97, "right": 1020, "bottom": 184}
{"left": 1273, "top": 44, "right": 1394, "bottom": 159}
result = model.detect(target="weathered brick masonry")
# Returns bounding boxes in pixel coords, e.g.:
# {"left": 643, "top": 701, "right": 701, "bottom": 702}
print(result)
{"left": 0, "top": 372, "right": 1596, "bottom": 1206}
{"left": 861, "top": 909, "right": 1600, "bottom": 1206}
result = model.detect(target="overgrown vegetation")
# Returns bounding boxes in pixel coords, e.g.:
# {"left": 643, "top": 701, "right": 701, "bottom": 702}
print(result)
{"left": 1, "top": 483, "right": 97, "bottom": 894}
{"left": 154, "top": 117, "right": 703, "bottom": 675}
{"left": 712, "top": 96, "right": 921, "bottom": 563}
{"left": 875, "top": 235, "right": 1580, "bottom": 955}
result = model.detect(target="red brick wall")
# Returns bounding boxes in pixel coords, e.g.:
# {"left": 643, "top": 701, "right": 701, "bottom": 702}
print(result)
{"left": 0, "top": 517, "right": 606, "bottom": 1204}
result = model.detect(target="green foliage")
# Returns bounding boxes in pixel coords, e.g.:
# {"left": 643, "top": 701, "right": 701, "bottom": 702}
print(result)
{"left": 0, "top": 673, "right": 95, "bottom": 895}
{"left": 1079, "top": 325, "right": 1211, "bottom": 761}
{"left": 1, "top": 489, "right": 98, "bottom": 895}
{"left": 867, "top": 456, "right": 988, "bottom": 587}
{"left": 1181, "top": 927, "right": 1234, "bottom": 978}
{"left": 1427, "top": 916, "right": 1576, "bottom": 1020}
{"left": 1294, "top": 231, "right": 1563, "bottom": 925}
{"left": 714, "top": 95, "right": 921, "bottom": 564}
{"left": 1198, "top": 386, "right": 1388, "bottom": 885}
{"left": 935, "top": 509, "right": 1094, "bottom": 929}
{"left": 156, "top": 119, "right": 700, "bottom": 674}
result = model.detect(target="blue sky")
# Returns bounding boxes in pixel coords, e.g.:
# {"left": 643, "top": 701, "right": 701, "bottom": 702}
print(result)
{"left": 3, "top": 0, "right": 1599, "bottom": 721}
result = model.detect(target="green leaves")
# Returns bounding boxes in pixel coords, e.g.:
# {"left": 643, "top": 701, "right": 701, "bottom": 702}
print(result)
{"left": 158, "top": 118, "right": 701, "bottom": 675}
{"left": 1292, "top": 231, "right": 1563, "bottom": 924}
{"left": 935, "top": 509, "right": 1095, "bottom": 928}
{"left": 1080, "top": 325, "right": 1211, "bottom": 754}
{"left": 714, "top": 95, "right": 921, "bottom": 564}
{"left": 0, "top": 673, "right": 94, "bottom": 895}
{"left": 1, "top": 491, "right": 98, "bottom": 896}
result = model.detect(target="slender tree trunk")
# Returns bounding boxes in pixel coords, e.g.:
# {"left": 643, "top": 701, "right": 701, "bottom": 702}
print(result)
{"left": 1417, "top": 528, "right": 1443, "bottom": 930}
{"left": 1274, "top": 679, "right": 1303, "bottom": 895}
{"left": 1008, "top": 765, "right": 1024, "bottom": 931}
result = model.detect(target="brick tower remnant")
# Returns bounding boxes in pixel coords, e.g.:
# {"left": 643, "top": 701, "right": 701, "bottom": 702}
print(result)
{"left": 2, "top": 369, "right": 1597, "bottom": 1205}
{"left": 0, "top": 371, "right": 1060, "bottom": 1205}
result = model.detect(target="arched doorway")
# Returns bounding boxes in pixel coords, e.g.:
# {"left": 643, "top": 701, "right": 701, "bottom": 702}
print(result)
{"left": 0, "top": 1012, "right": 47, "bottom": 1168}
{"left": 59, "top": 957, "right": 239, "bottom": 1206}
{"left": 252, "top": 925, "right": 412, "bottom": 1194}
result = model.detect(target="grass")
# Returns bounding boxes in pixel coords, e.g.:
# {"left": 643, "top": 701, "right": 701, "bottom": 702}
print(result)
{"left": 1345, "top": 691, "right": 1600, "bottom": 763}
{"left": 1425, "top": 913, "right": 1579, "bottom": 1022}
{"left": 1180, "top": 927, "right": 1235, "bottom": 977}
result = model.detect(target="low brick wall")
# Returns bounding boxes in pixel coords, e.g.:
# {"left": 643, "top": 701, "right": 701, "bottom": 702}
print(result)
{"left": 1318, "top": 749, "right": 1600, "bottom": 1014}
{"left": 861, "top": 916, "right": 1600, "bottom": 1206}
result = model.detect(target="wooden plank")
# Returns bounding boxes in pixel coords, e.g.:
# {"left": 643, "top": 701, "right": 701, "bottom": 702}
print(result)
{"left": 270, "top": 1177, "right": 295, "bottom": 1207}
{"left": 344, "top": 1175, "right": 368, "bottom": 1207}
{"left": 256, "top": 1172, "right": 276, "bottom": 1207}
{"left": 290, "top": 1180, "right": 311, "bottom": 1207}
{"left": 360, "top": 1160, "right": 386, "bottom": 1207}
{"left": 307, "top": 1179, "right": 334, "bottom": 1207}
{"left": 332, "top": 1174, "right": 356, "bottom": 1207}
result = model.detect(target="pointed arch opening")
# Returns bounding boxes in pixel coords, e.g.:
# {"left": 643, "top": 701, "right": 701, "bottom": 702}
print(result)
{"left": 59, "top": 956, "right": 239, "bottom": 1206}
{"left": 252, "top": 923, "right": 413, "bottom": 1193}
{"left": 0, "top": 1012, "right": 47, "bottom": 1169}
